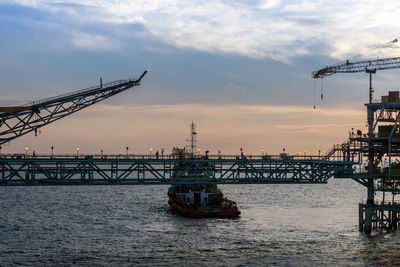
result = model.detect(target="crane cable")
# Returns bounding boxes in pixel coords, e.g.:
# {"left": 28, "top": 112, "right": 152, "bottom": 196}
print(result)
{"left": 313, "top": 78, "right": 324, "bottom": 108}
{"left": 320, "top": 78, "right": 324, "bottom": 101}
{"left": 313, "top": 79, "right": 316, "bottom": 109}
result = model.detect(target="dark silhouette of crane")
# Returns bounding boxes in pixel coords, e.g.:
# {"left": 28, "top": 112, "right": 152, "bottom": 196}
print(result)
{"left": 0, "top": 70, "right": 147, "bottom": 146}
{"left": 312, "top": 57, "right": 400, "bottom": 103}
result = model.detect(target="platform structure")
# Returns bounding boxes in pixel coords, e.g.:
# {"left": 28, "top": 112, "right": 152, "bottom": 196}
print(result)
{"left": 334, "top": 102, "right": 400, "bottom": 234}
{"left": 311, "top": 56, "right": 400, "bottom": 234}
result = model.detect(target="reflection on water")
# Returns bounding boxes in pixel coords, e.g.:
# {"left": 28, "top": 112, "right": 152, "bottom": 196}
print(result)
{"left": 0, "top": 179, "right": 400, "bottom": 266}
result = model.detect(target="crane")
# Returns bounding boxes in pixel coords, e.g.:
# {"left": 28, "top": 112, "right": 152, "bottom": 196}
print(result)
{"left": 0, "top": 70, "right": 147, "bottom": 146}
{"left": 312, "top": 56, "right": 400, "bottom": 103}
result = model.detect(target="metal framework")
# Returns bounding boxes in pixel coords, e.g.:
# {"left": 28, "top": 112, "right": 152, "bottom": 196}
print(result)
{"left": 0, "top": 154, "right": 354, "bottom": 186}
{"left": 312, "top": 57, "right": 400, "bottom": 233}
{"left": 3, "top": 64, "right": 400, "bottom": 234}
{"left": 331, "top": 102, "right": 400, "bottom": 191}
{"left": 332, "top": 102, "right": 400, "bottom": 233}
{"left": 0, "top": 71, "right": 147, "bottom": 146}
{"left": 312, "top": 56, "right": 400, "bottom": 103}
{"left": 312, "top": 57, "right": 400, "bottom": 78}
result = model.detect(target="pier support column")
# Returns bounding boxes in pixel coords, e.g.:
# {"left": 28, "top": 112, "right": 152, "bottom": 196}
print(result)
{"left": 1, "top": 162, "right": 4, "bottom": 183}
{"left": 364, "top": 181, "right": 374, "bottom": 234}
{"left": 359, "top": 203, "right": 364, "bottom": 232}
{"left": 393, "top": 211, "right": 398, "bottom": 230}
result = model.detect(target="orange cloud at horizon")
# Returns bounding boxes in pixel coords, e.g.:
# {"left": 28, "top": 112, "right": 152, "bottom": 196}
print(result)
{"left": 2, "top": 104, "right": 366, "bottom": 156}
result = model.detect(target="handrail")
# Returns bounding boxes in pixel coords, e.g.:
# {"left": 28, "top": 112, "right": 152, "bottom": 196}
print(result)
{"left": 22, "top": 79, "right": 134, "bottom": 107}
{"left": 322, "top": 138, "right": 356, "bottom": 161}
{"left": 0, "top": 153, "right": 355, "bottom": 162}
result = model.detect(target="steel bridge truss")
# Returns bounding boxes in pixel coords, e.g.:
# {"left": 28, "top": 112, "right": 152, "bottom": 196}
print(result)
{"left": 0, "top": 71, "right": 147, "bottom": 146}
{"left": 0, "top": 155, "right": 354, "bottom": 186}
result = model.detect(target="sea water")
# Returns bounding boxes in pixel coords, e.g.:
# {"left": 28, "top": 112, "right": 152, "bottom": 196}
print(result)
{"left": 1, "top": 179, "right": 399, "bottom": 266}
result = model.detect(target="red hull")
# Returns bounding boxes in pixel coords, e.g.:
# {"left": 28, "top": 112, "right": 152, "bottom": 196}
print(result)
{"left": 168, "top": 192, "right": 240, "bottom": 218}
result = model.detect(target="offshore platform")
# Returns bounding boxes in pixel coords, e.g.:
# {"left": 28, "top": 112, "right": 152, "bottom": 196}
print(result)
{"left": 312, "top": 57, "right": 400, "bottom": 234}
{"left": 1, "top": 57, "right": 400, "bottom": 234}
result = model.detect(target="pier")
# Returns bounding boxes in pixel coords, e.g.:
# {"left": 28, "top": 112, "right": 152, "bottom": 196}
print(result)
{"left": 2, "top": 66, "right": 400, "bottom": 235}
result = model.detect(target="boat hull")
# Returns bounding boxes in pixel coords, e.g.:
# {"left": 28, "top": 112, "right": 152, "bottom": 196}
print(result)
{"left": 168, "top": 192, "right": 240, "bottom": 218}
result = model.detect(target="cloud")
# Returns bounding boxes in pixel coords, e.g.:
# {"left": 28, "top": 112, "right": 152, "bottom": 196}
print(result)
{"left": 5, "top": 103, "right": 363, "bottom": 154}
{"left": 257, "top": 0, "right": 280, "bottom": 9}
{"left": 84, "top": 103, "right": 364, "bottom": 121}
{"left": 71, "top": 31, "right": 120, "bottom": 50}
{"left": 2, "top": 0, "right": 400, "bottom": 62}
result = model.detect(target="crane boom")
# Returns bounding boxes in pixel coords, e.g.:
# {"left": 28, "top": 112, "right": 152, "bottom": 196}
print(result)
{"left": 312, "top": 56, "right": 400, "bottom": 78}
{"left": 312, "top": 56, "right": 400, "bottom": 103}
{"left": 0, "top": 70, "right": 147, "bottom": 146}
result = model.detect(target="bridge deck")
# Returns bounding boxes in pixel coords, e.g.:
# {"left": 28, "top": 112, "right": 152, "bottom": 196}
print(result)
{"left": 0, "top": 154, "right": 354, "bottom": 186}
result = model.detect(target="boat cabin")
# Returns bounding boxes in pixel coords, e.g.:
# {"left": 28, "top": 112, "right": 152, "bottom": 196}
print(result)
{"left": 170, "top": 184, "right": 220, "bottom": 206}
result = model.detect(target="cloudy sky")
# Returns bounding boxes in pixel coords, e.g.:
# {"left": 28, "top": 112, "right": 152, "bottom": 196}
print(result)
{"left": 1, "top": 0, "right": 400, "bottom": 155}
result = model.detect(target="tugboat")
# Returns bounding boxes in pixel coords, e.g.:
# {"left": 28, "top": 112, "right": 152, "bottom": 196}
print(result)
{"left": 167, "top": 122, "right": 240, "bottom": 218}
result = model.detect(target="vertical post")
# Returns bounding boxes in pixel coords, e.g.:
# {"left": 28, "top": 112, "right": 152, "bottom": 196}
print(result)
{"left": 81, "top": 160, "right": 86, "bottom": 183}
{"left": 359, "top": 203, "right": 364, "bottom": 232}
{"left": 31, "top": 162, "right": 35, "bottom": 185}
{"left": 88, "top": 156, "right": 93, "bottom": 184}
{"left": 369, "top": 72, "right": 373, "bottom": 104}
{"left": 388, "top": 113, "right": 400, "bottom": 208}
{"left": 364, "top": 183, "right": 374, "bottom": 234}
{"left": 365, "top": 106, "right": 375, "bottom": 234}
{"left": 1, "top": 161, "right": 5, "bottom": 184}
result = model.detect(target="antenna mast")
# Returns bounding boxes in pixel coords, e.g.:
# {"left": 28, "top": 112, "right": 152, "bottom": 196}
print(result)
{"left": 187, "top": 121, "right": 197, "bottom": 157}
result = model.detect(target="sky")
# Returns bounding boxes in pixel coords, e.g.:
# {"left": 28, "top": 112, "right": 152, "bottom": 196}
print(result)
{"left": 1, "top": 0, "right": 400, "bottom": 155}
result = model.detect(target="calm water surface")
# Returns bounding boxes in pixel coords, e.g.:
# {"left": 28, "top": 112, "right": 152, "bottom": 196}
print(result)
{"left": 1, "top": 179, "right": 400, "bottom": 266}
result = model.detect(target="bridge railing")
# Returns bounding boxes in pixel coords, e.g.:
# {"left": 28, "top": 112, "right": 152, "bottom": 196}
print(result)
{"left": 0, "top": 153, "right": 353, "bottom": 161}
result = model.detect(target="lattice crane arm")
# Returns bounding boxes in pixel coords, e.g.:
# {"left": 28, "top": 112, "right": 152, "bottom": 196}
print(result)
{"left": 312, "top": 56, "right": 400, "bottom": 103}
{"left": 0, "top": 70, "right": 147, "bottom": 146}
{"left": 312, "top": 57, "right": 400, "bottom": 78}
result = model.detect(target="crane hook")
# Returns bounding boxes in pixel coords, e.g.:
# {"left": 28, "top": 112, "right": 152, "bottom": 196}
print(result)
{"left": 320, "top": 78, "right": 324, "bottom": 101}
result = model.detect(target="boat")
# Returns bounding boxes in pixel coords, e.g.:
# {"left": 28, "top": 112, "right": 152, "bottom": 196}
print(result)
{"left": 167, "top": 184, "right": 241, "bottom": 218}
{"left": 167, "top": 122, "right": 240, "bottom": 218}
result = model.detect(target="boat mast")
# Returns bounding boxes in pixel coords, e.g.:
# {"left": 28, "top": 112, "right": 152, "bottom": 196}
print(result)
{"left": 188, "top": 121, "right": 197, "bottom": 157}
